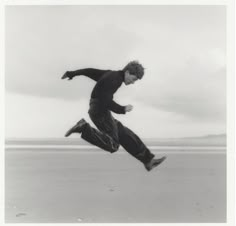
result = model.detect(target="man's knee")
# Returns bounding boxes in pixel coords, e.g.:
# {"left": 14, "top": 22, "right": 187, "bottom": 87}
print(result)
{"left": 116, "top": 120, "right": 125, "bottom": 134}
{"left": 109, "top": 142, "right": 120, "bottom": 153}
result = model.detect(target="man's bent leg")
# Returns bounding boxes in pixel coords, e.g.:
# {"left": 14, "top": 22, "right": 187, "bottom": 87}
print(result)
{"left": 80, "top": 111, "right": 119, "bottom": 153}
{"left": 81, "top": 123, "right": 119, "bottom": 153}
{"left": 116, "top": 121, "right": 154, "bottom": 164}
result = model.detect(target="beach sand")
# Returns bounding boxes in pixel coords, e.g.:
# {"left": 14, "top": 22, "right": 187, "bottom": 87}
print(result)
{"left": 5, "top": 150, "right": 226, "bottom": 223}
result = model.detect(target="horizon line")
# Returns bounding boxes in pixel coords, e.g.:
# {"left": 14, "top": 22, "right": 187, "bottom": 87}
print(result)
{"left": 5, "top": 133, "right": 227, "bottom": 140}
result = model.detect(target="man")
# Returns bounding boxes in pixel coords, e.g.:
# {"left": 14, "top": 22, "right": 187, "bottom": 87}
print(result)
{"left": 62, "top": 61, "right": 166, "bottom": 171}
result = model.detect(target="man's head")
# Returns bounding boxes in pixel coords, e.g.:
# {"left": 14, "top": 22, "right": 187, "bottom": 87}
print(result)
{"left": 123, "top": 61, "right": 145, "bottom": 85}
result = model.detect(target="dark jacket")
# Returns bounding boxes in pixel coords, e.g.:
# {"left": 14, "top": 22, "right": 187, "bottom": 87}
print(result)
{"left": 71, "top": 68, "right": 126, "bottom": 114}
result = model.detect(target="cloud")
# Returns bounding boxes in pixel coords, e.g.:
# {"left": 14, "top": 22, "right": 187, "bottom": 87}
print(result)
{"left": 5, "top": 5, "right": 226, "bottom": 129}
{"left": 5, "top": 6, "right": 140, "bottom": 100}
{"left": 5, "top": 92, "right": 90, "bottom": 138}
{"left": 6, "top": 92, "right": 226, "bottom": 138}
{"left": 135, "top": 52, "right": 226, "bottom": 122}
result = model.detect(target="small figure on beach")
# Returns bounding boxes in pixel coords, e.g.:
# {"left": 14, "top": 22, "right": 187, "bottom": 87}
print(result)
{"left": 62, "top": 61, "right": 166, "bottom": 171}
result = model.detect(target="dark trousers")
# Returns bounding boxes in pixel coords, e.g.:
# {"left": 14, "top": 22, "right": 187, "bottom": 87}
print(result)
{"left": 81, "top": 101, "right": 155, "bottom": 164}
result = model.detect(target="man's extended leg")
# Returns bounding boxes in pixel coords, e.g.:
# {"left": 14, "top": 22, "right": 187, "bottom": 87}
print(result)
{"left": 116, "top": 120, "right": 166, "bottom": 170}
{"left": 116, "top": 120, "right": 154, "bottom": 163}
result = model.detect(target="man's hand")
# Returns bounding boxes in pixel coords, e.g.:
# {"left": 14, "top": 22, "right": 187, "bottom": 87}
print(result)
{"left": 125, "top": 105, "right": 133, "bottom": 112}
{"left": 61, "top": 71, "right": 74, "bottom": 80}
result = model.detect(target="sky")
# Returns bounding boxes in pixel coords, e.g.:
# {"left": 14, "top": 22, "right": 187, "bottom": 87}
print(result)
{"left": 5, "top": 5, "right": 226, "bottom": 138}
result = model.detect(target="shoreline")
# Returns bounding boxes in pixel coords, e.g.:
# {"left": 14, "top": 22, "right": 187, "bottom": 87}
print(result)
{"left": 5, "top": 146, "right": 226, "bottom": 155}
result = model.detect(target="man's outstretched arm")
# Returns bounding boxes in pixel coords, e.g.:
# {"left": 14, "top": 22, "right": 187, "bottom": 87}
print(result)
{"left": 61, "top": 68, "right": 109, "bottom": 81}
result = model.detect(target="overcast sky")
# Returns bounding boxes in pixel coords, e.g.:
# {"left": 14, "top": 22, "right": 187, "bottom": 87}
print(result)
{"left": 5, "top": 5, "right": 226, "bottom": 138}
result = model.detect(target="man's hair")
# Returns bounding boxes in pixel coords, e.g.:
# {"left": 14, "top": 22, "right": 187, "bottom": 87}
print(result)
{"left": 123, "top": 61, "right": 145, "bottom": 79}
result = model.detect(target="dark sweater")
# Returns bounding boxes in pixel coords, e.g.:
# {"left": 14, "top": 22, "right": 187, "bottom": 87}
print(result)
{"left": 71, "top": 68, "right": 126, "bottom": 114}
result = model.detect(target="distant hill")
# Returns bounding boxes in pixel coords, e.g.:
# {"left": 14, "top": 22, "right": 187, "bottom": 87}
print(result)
{"left": 143, "top": 134, "right": 226, "bottom": 147}
{"left": 5, "top": 134, "right": 226, "bottom": 147}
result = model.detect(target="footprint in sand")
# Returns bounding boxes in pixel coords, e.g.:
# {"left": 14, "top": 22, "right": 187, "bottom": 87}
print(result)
{"left": 16, "top": 213, "right": 27, "bottom": 217}
{"left": 77, "top": 217, "right": 83, "bottom": 222}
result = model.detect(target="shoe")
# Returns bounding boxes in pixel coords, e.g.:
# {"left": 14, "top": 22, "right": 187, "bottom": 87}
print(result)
{"left": 65, "top": 119, "right": 87, "bottom": 137}
{"left": 144, "top": 156, "right": 166, "bottom": 171}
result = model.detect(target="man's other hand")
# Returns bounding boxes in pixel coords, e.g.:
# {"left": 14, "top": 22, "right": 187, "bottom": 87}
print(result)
{"left": 61, "top": 71, "right": 73, "bottom": 80}
{"left": 125, "top": 105, "right": 133, "bottom": 112}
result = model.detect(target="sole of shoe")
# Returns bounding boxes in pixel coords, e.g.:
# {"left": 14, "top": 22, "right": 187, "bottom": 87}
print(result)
{"left": 147, "top": 156, "right": 167, "bottom": 171}
{"left": 65, "top": 119, "right": 87, "bottom": 137}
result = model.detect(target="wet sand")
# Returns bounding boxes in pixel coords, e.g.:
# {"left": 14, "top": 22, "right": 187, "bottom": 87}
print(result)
{"left": 5, "top": 149, "right": 226, "bottom": 223}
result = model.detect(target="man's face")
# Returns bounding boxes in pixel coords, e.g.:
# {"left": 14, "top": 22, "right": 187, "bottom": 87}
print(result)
{"left": 124, "top": 71, "right": 138, "bottom": 85}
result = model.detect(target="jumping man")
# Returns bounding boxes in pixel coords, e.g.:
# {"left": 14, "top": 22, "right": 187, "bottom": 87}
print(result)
{"left": 62, "top": 61, "right": 166, "bottom": 171}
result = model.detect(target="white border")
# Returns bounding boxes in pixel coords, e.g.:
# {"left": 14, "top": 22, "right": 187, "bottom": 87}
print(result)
{"left": 0, "top": 0, "right": 5, "bottom": 224}
{"left": 2, "top": 0, "right": 231, "bottom": 5}
{"left": 1, "top": 1, "right": 235, "bottom": 226}
{"left": 226, "top": 0, "right": 235, "bottom": 225}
